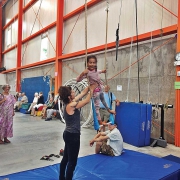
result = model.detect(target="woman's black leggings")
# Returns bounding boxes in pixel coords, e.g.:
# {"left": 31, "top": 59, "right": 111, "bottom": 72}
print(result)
{"left": 59, "top": 131, "right": 80, "bottom": 180}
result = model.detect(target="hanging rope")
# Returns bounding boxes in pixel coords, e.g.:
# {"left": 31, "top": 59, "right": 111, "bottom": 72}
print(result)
{"left": 126, "top": 1, "right": 135, "bottom": 102}
{"left": 135, "top": 0, "right": 140, "bottom": 102}
{"left": 147, "top": 0, "right": 154, "bottom": 103}
{"left": 85, "top": 0, "right": 88, "bottom": 67}
{"left": 115, "top": 0, "right": 122, "bottom": 61}
{"left": 159, "top": 0, "right": 164, "bottom": 104}
{"left": 104, "top": 0, "right": 109, "bottom": 85}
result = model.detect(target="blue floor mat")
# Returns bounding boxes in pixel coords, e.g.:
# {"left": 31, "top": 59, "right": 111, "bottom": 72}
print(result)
{"left": 1, "top": 149, "right": 180, "bottom": 180}
{"left": 163, "top": 155, "right": 180, "bottom": 164}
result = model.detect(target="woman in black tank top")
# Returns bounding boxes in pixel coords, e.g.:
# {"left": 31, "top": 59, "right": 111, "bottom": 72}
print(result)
{"left": 58, "top": 84, "right": 96, "bottom": 180}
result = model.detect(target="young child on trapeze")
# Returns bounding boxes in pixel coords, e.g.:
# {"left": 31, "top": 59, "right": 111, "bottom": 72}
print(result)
{"left": 76, "top": 55, "right": 116, "bottom": 131}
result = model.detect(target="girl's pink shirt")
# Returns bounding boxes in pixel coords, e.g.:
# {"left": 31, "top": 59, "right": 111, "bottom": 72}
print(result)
{"left": 77, "top": 69, "right": 102, "bottom": 85}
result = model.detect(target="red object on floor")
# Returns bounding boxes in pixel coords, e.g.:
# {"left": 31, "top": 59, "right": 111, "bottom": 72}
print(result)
{"left": 38, "top": 106, "right": 43, "bottom": 111}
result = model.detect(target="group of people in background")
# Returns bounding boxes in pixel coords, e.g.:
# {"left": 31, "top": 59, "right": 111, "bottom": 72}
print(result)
{"left": 14, "top": 92, "right": 28, "bottom": 111}
{"left": 25, "top": 91, "right": 61, "bottom": 121}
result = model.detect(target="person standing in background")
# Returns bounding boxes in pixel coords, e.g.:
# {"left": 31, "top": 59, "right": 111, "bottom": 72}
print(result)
{"left": 99, "top": 85, "right": 120, "bottom": 131}
{"left": 0, "top": 85, "right": 16, "bottom": 144}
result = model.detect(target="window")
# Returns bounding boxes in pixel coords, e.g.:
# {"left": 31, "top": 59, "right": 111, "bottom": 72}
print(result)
{"left": 40, "top": 33, "right": 48, "bottom": 61}
{"left": 7, "top": 26, "right": 12, "bottom": 47}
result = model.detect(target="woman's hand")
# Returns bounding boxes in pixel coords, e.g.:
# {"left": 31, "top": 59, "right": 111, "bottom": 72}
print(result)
{"left": 89, "top": 83, "right": 98, "bottom": 95}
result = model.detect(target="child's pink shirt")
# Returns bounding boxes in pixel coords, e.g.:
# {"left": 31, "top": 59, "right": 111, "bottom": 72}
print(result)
{"left": 77, "top": 69, "right": 102, "bottom": 85}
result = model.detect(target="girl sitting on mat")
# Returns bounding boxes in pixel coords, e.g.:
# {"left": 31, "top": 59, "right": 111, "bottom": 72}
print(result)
{"left": 77, "top": 55, "right": 116, "bottom": 130}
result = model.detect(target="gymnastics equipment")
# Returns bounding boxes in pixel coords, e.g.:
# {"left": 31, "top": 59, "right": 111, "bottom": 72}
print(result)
{"left": 115, "top": 102, "right": 152, "bottom": 147}
{"left": 150, "top": 103, "right": 173, "bottom": 148}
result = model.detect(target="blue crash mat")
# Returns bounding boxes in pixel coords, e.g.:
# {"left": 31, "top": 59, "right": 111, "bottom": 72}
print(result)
{"left": 115, "top": 102, "right": 152, "bottom": 147}
{"left": 1, "top": 149, "right": 180, "bottom": 180}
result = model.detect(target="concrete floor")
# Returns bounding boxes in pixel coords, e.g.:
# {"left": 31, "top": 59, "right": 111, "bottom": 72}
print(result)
{"left": 0, "top": 113, "right": 180, "bottom": 176}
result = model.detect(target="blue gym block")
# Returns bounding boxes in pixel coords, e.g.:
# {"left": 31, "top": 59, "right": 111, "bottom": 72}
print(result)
{"left": 145, "top": 104, "right": 152, "bottom": 146}
{"left": 115, "top": 102, "right": 151, "bottom": 147}
{"left": 19, "top": 108, "right": 27, "bottom": 114}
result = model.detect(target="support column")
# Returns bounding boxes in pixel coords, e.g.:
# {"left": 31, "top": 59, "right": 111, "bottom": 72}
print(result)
{"left": 175, "top": 0, "right": 180, "bottom": 146}
{"left": 55, "top": 0, "right": 64, "bottom": 93}
{"left": 0, "top": 3, "right": 2, "bottom": 67}
{"left": 16, "top": 0, "right": 23, "bottom": 92}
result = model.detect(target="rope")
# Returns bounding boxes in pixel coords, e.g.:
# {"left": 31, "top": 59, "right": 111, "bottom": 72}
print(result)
{"left": 126, "top": 0, "right": 135, "bottom": 102}
{"left": 135, "top": 0, "right": 140, "bottom": 102}
{"left": 159, "top": 0, "right": 165, "bottom": 104}
{"left": 104, "top": 0, "right": 109, "bottom": 85}
{"left": 115, "top": 0, "right": 122, "bottom": 61}
{"left": 147, "top": 0, "right": 154, "bottom": 103}
{"left": 85, "top": 0, "right": 88, "bottom": 67}
{"left": 108, "top": 36, "right": 175, "bottom": 81}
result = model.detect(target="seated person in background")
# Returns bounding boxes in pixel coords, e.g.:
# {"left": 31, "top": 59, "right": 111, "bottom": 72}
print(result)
{"left": 45, "top": 96, "right": 59, "bottom": 121}
{"left": 31, "top": 92, "right": 44, "bottom": 116}
{"left": 26, "top": 92, "right": 39, "bottom": 114}
{"left": 45, "top": 91, "right": 55, "bottom": 104}
{"left": 41, "top": 97, "right": 54, "bottom": 119}
{"left": 14, "top": 92, "right": 22, "bottom": 110}
{"left": 89, "top": 122, "right": 123, "bottom": 156}
{"left": 14, "top": 92, "right": 20, "bottom": 101}
{"left": 100, "top": 85, "right": 120, "bottom": 131}
{"left": 14, "top": 92, "right": 28, "bottom": 111}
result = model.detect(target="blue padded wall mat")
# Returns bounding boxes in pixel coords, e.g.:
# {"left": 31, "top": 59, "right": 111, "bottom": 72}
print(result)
{"left": 145, "top": 104, "right": 152, "bottom": 146}
{"left": 21, "top": 76, "right": 50, "bottom": 103}
{"left": 115, "top": 102, "right": 149, "bottom": 147}
{"left": 1, "top": 149, "right": 180, "bottom": 180}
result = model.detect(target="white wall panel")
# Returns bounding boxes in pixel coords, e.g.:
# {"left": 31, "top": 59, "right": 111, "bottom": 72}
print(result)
{"left": 3, "top": 0, "right": 18, "bottom": 26}
{"left": 11, "top": 20, "right": 18, "bottom": 46}
{"left": 22, "top": 36, "right": 41, "bottom": 65}
{"left": 23, "top": 0, "right": 57, "bottom": 39}
{"left": 3, "top": 49, "right": 17, "bottom": 69}
{"left": 63, "top": 0, "right": 178, "bottom": 54}
{"left": 6, "top": 72, "right": 16, "bottom": 94}
{"left": 0, "top": 74, "right": 7, "bottom": 85}
{"left": 64, "top": 0, "right": 91, "bottom": 15}
{"left": 48, "top": 27, "right": 56, "bottom": 58}
{"left": 21, "top": 64, "right": 55, "bottom": 79}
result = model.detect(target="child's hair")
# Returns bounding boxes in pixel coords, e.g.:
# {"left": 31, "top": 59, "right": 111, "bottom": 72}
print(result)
{"left": 58, "top": 86, "right": 72, "bottom": 104}
{"left": 87, "top": 55, "right": 97, "bottom": 63}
